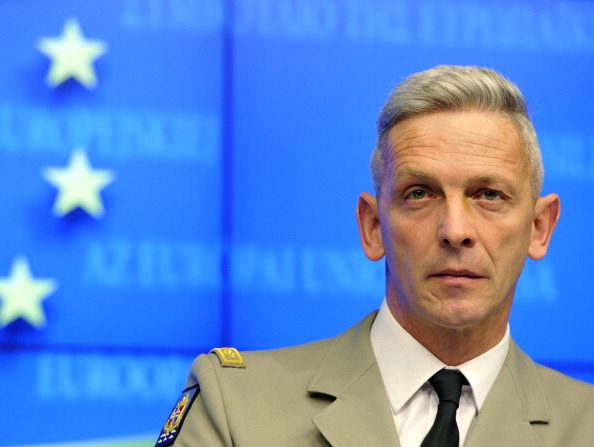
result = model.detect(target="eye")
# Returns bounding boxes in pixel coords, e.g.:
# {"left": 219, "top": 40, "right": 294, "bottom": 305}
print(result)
{"left": 405, "top": 188, "right": 430, "bottom": 200}
{"left": 478, "top": 189, "right": 503, "bottom": 201}
{"left": 473, "top": 189, "right": 510, "bottom": 212}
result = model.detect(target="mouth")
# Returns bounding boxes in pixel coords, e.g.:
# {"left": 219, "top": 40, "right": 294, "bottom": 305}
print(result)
{"left": 433, "top": 269, "right": 483, "bottom": 277}
{"left": 430, "top": 269, "right": 485, "bottom": 283}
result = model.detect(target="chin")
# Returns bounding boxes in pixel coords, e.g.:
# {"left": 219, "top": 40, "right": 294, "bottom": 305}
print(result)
{"left": 429, "top": 304, "right": 490, "bottom": 330}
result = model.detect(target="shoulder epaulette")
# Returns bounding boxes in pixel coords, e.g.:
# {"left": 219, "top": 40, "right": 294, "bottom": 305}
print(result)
{"left": 210, "top": 347, "right": 246, "bottom": 368}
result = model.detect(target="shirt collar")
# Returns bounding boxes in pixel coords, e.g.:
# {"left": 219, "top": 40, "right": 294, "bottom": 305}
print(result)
{"left": 371, "top": 298, "right": 510, "bottom": 412}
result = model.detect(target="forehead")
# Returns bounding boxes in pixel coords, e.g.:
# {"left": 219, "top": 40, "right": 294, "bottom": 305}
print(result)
{"left": 384, "top": 110, "right": 528, "bottom": 185}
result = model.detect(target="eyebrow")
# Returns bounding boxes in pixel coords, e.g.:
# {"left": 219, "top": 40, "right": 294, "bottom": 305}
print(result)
{"left": 465, "top": 175, "right": 516, "bottom": 191}
{"left": 395, "top": 168, "right": 432, "bottom": 179}
{"left": 394, "top": 170, "right": 517, "bottom": 193}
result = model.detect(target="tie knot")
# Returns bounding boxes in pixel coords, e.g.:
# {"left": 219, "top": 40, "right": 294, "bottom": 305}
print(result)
{"left": 429, "top": 369, "right": 468, "bottom": 406}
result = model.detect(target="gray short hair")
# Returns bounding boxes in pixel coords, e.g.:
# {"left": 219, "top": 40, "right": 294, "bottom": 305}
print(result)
{"left": 371, "top": 65, "right": 543, "bottom": 198}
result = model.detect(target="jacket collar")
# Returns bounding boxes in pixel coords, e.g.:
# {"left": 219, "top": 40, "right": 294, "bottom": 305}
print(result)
{"left": 306, "top": 312, "right": 551, "bottom": 447}
{"left": 308, "top": 312, "right": 400, "bottom": 447}
{"left": 463, "top": 340, "right": 550, "bottom": 446}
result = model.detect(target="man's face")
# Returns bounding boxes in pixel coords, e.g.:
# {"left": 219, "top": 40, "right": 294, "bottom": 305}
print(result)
{"left": 358, "top": 110, "right": 559, "bottom": 339}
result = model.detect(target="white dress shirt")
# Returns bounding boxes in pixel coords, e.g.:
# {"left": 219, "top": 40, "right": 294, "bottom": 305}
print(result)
{"left": 370, "top": 299, "right": 510, "bottom": 447}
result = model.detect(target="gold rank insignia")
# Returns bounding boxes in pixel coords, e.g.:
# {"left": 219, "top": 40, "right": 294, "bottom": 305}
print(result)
{"left": 155, "top": 384, "right": 200, "bottom": 447}
{"left": 210, "top": 347, "right": 246, "bottom": 368}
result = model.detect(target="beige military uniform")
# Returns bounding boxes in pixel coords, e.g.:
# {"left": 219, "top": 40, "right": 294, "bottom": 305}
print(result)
{"left": 157, "top": 312, "right": 594, "bottom": 446}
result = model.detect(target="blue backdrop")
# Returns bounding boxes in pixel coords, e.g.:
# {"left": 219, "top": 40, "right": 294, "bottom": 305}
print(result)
{"left": 1, "top": 0, "right": 593, "bottom": 445}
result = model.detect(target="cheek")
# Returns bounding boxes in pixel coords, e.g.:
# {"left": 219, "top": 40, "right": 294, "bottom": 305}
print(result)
{"left": 486, "top": 219, "right": 532, "bottom": 273}
{"left": 384, "top": 229, "right": 429, "bottom": 276}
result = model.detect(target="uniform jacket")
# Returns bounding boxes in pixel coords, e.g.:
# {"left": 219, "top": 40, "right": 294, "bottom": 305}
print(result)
{"left": 168, "top": 312, "right": 594, "bottom": 446}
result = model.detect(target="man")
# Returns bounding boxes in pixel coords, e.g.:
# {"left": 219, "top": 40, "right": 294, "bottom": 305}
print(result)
{"left": 156, "top": 65, "right": 594, "bottom": 446}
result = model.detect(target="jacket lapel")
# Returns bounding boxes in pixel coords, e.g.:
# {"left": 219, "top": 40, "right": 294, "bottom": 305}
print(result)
{"left": 306, "top": 315, "right": 551, "bottom": 447}
{"left": 464, "top": 341, "right": 550, "bottom": 447}
{"left": 308, "top": 312, "right": 400, "bottom": 447}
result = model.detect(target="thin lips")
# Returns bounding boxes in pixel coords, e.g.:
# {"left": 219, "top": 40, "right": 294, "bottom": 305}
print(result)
{"left": 432, "top": 269, "right": 483, "bottom": 278}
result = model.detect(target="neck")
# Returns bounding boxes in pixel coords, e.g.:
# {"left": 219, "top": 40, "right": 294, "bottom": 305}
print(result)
{"left": 388, "top": 305, "right": 509, "bottom": 366}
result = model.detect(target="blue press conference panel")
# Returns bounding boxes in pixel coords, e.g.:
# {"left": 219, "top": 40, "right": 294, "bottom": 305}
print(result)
{"left": 0, "top": 0, "right": 224, "bottom": 352}
{"left": 1, "top": 0, "right": 594, "bottom": 445}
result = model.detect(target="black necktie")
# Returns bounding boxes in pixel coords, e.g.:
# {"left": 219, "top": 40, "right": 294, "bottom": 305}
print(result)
{"left": 420, "top": 369, "right": 468, "bottom": 447}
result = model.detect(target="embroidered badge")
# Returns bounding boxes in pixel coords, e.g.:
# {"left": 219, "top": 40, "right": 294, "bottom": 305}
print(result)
{"left": 155, "top": 384, "right": 200, "bottom": 446}
{"left": 210, "top": 347, "right": 245, "bottom": 368}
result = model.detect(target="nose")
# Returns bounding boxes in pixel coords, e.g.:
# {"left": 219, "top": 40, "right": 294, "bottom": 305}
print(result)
{"left": 436, "top": 199, "right": 475, "bottom": 249}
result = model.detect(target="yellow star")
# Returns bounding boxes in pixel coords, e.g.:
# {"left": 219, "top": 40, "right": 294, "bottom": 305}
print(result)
{"left": 37, "top": 18, "right": 107, "bottom": 89}
{"left": 0, "top": 257, "right": 57, "bottom": 328}
{"left": 43, "top": 149, "right": 116, "bottom": 218}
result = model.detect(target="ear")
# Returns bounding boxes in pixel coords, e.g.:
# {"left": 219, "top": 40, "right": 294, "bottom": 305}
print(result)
{"left": 527, "top": 193, "right": 561, "bottom": 260}
{"left": 356, "top": 192, "right": 385, "bottom": 261}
